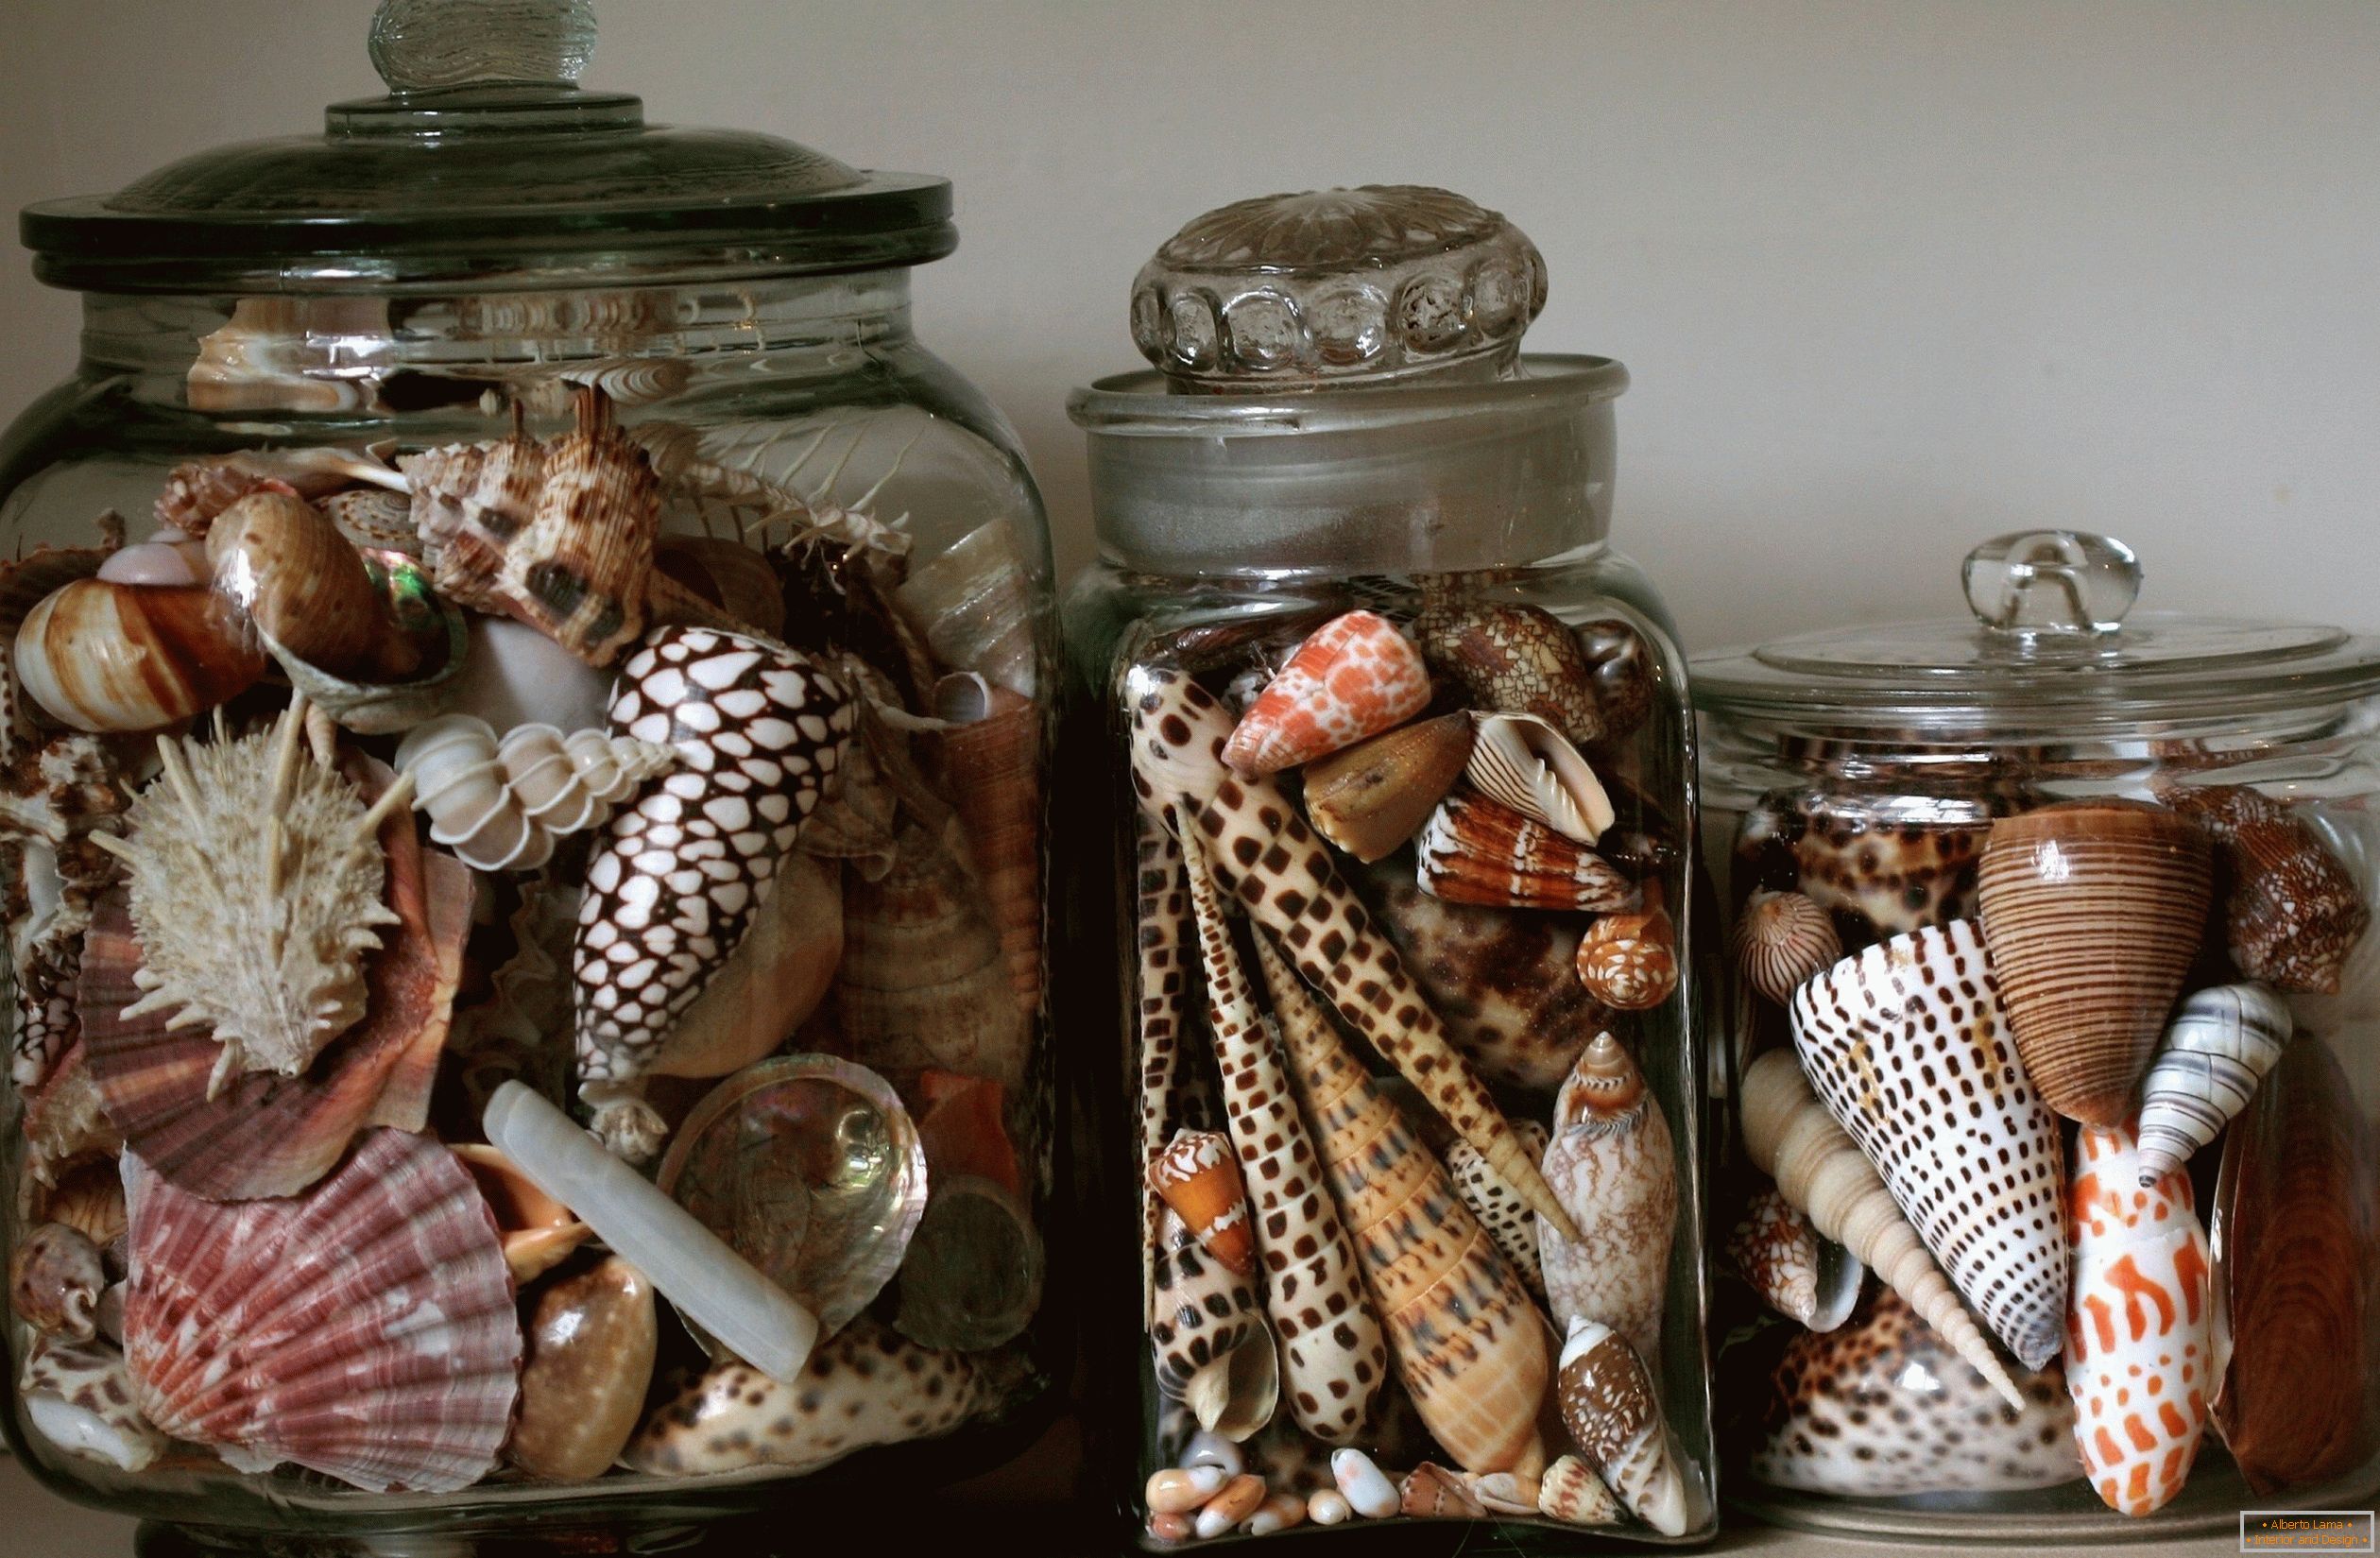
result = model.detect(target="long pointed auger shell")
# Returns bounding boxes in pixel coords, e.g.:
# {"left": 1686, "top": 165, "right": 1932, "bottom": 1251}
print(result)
{"left": 1179, "top": 830, "right": 1386, "bottom": 1444}
{"left": 1790, "top": 921, "right": 2069, "bottom": 1372}
{"left": 1253, "top": 923, "right": 1550, "bottom": 1475}
{"left": 2134, "top": 983, "right": 2291, "bottom": 1186}
{"left": 1126, "top": 665, "right": 1577, "bottom": 1242}
{"left": 1739, "top": 1047, "right": 2025, "bottom": 1409}
{"left": 1135, "top": 810, "right": 1192, "bottom": 1315}
{"left": 1537, "top": 1035, "right": 1677, "bottom": 1360}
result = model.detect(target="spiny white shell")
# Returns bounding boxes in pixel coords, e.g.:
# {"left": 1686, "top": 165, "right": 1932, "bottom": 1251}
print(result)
{"left": 1463, "top": 711, "right": 1613, "bottom": 843}
{"left": 2135, "top": 983, "right": 2291, "bottom": 1186}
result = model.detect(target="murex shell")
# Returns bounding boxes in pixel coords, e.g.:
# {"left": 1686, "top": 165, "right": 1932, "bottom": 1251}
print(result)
{"left": 2135, "top": 983, "right": 2290, "bottom": 1186}
{"left": 1537, "top": 1034, "right": 1677, "bottom": 1360}
{"left": 1222, "top": 610, "right": 1430, "bottom": 776}
{"left": 1790, "top": 919, "right": 2069, "bottom": 1370}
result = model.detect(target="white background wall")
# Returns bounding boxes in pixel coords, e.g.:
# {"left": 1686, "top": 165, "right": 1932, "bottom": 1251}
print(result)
{"left": 4, "top": 0, "right": 2377, "bottom": 653}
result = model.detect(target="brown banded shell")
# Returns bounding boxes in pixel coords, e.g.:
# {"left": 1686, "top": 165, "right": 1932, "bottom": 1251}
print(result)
{"left": 1301, "top": 711, "right": 1473, "bottom": 863}
{"left": 1575, "top": 903, "right": 1678, "bottom": 1010}
{"left": 1398, "top": 1462, "right": 1486, "bottom": 1519}
{"left": 1416, "top": 790, "right": 1638, "bottom": 913}
{"left": 206, "top": 490, "right": 421, "bottom": 683}
{"left": 835, "top": 819, "right": 1027, "bottom": 1089}
{"left": 1732, "top": 889, "right": 1843, "bottom": 1004}
{"left": 2158, "top": 781, "right": 2370, "bottom": 995}
{"left": 14, "top": 578, "right": 266, "bottom": 734}
{"left": 1555, "top": 1317, "right": 1691, "bottom": 1536}
{"left": 1464, "top": 711, "right": 1614, "bottom": 843}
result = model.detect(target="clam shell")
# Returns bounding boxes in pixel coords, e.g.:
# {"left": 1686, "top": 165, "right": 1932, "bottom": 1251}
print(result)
{"left": 16, "top": 578, "right": 265, "bottom": 734}
{"left": 1222, "top": 610, "right": 1430, "bottom": 776}
{"left": 1302, "top": 711, "right": 1474, "bottom": 863}
{"left": 1574, "top": 904, "right": 1679, "bottom": 1011}
{"left": 1978, "top": 799, "right": 2213, "bottom": 1127}
{"left": 2160, "top": 781, "right": 2370, "bottom": 995}
{"left": 1790, "top": 920, "right": 2069, "bottom": 1370}
{"left": 1731, "top": 889, "right": 1842, "bottom": 1005}
{"left": 1464, "top": 711, "right": 1613, "bottom": 844}
{"left": 1416, "top": 790, "right": 1638, "bottom": 913}
{"left": 2136, "top": 983, "right": 2291, "bottom": 1186}
{"left": 506, "top": 1256, "right": 657, "bottom": 1483}
{"left": 1537, "top": 1035, "right": 1677, "bottom": 1359}
{"left": 1555, "top": 1316, "right": 1690, "bottom": 1535}
{"left": 892, "top": 516, "right": 1038, "bottom": 698}
{"left": 122, "top": 1128, "right": 522, "bottom": 1493}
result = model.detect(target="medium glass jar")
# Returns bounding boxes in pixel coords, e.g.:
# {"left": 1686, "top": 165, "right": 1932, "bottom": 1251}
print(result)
{"left": 1, "top": 3, "right": 1057, "bottom": 1550}
{"left": 1696, "top": 530, "right": 2380, "bottom": 1541}
{"left": 1063, "top": 187, "right": 1716, "bottom": 1549}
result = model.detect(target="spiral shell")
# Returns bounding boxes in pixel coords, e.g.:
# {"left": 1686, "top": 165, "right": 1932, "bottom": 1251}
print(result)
{"left": 397, "top": 714, "right": 669, "bottom": 873}
{"left": 1414, "top": 601, "right": 1623, "bottom": 746}
{"left": 15, "top": 578, "right": 266, "bottom": 734}
{"left": 1575, "top": 904, "right": 1678, "bottom": 1011}
{"left": 1464, "top": 711, "right": 1613, "bottom": 843}
{"left": 207, "top": 490, "right": 420, "bottom": 684}
{"left": 1555, "top": 1316, "right": 1690, "bottom": 1535}
{"left": 2135, "top": 983, "right": 2291, "bottom": 1186}
{"left": 10, "top": 1220, "right": 105, "bottom": 1342}
{"left": 1537, "top": 1034, "right": 1677, "bottom": 1359}
{"left": 1731, "top": 889, "right": 1842, "bottom": 1005}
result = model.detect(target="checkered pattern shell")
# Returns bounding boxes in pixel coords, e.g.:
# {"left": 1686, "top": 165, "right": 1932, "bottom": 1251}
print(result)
{"left": 574, "top": 627, "right": 854, "bottom": 1084}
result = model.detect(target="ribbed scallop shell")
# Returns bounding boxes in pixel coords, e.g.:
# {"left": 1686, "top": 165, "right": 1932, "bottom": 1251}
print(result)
{"left": 1464, "top": 711, "right": 1613, "bottom": 843}
{"left": 1790, "top": 920, "right": 2069, "bottom": 1371}
{"left": 122, "top": 1128, "right": 522, "bottom": 1492}
{"left": 1537, "top": 1035, "right": 1677, "bottom": 1359}
{"left": 1221, "top": 611, "right": 1430, "bottom": 776}
{"left": 2135, "top": 983, "right": 2291, "bottom": 1185}
{"left": 1416, "top": 791, "right": 1638, "bottom": 913}
{"left": 1731, "top": 889, "right": 1842, "bottom": 1005}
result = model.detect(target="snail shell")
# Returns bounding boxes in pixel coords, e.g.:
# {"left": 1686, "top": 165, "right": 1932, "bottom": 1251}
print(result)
{"left": 1732, "top": 889, "right": 1842, "bottom": 1006}
{"left": 207, "top": 490, "right": 419, "bottom": 683}
{"left": 15, "top": 578, "right": 265, "bottom": 733}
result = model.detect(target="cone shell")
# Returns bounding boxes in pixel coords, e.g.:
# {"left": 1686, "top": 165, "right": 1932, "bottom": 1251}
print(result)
{"left": 1555, "top": 1317, "right": 1690, "bottom": 1536}
{"left": 506, "top": 1256, "right": 657, "bottom": 1483}
{"left": 1447, "top": 1122, "right": 1550, "bottom": 1302}
{"left": 1977, "top": 800, "right": 2213, "bottom": 1128}
{"left": 122, "top": 1128, "right": 522, "bottom": 1492}
{"left": 2065, "top": 1121, "right": 2213, "bottom": 1517}
{"left": 2135, "top": 983, "right": 2290, "bottom": 1186}
{"left": 1537, "top": 1035, "right": 1677, "bottom": 1359}
{"left": 206, "top": 490, "right": 419, "bottom": 683}
{"left": 1301, "top": 711, "right": 1472, "bottom": 863}
{"left": 933, "top": 676, "right": 1043, "bottom": 1017}
{"left": 1538, "top": 1452, "right": 1621, "bottom": 1526}
{"left": 1725, "top": 1185, "right": 1864, "bottom": 1332}
{"left": 835, "top": 820, "right": 1026, "bottom": 1088}
{"left": 1222, "top": 611, "right": 1430, "bottom": 776}
{"left": 1575, "top": 904, "right": 1679, "bottom": 1011}
{"left": 1150, "top": 1129, "right": 1256, "bottom": 1277}
{"left": 1751, "top": 1290, "right": 2080, "bottom": 1497}
{"left": 2160, "top": 782, "right": 2370, "bottom": 995}
{"left": 1732, "top": 889, "right": 1842, "bottom": 1005}
{"left": 1790, "top": 920, "right": 2069, "bottom": 1371}
{"left": 1414, "top": 601, "right": 1623, "bottom": 747}
{"left": 647, "top": 850, "right": 842, "bottom": 1081}
{"left": 1417, "top": 791, "right": 1638, "bottom": 913}
{"left": 1464, "top": 711, "right": 1614, "bottom": 843}
{"left": 15, "top": 578, "right": 265, "bottom": 734}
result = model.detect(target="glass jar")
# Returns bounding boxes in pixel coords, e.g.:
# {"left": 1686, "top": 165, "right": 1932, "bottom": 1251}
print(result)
{"left": 1062, "top": 187, "right": 1716, "bottom": 1549}
{"left": 1, "top": 3, "right": 1058, "bottom": 1550}
{"left": 1696, "top": 530, "right": 2380, "bottom": 1541}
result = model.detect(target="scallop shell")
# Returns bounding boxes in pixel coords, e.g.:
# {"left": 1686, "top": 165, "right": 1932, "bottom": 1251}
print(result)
{"left": 206, "top": 490, "right": 420, "bottom": 683}
{"left": 15, "top": 578, "right": 266, "bottom": 734}
{"left": 121, "top": 1128, "right": 522, "bottom": 1493}
{"left": 2135, "top": 983, "right": 2291, "bottom": 1186}
{"left": 892, "top": 517, "right": 1038, "bottom": 699}
{"left": 1413, "top": 601, "right": 1622, "bottom": 746}
{"left": 1732, "top": 889, "right": 1843, "bottom": 1005}
{"left": 834, "top": 820, "right": 1026, "bottom": 1089}
{"left": 21, "top": 1335, "right": 164, "bottom": 1474}
{"left": 1725, "top": 1183, "right": 1862, "bottom": 1332}
{"left": 1790, "top": 920, "right": 2069, "bottom": 1371}
{"left": 10, "top": 1220, "right": 105, "bottom": 1342}
{"left": 647, "top": 850, "right": 842, "bottom": 1080}
{"left": 1537, "top": 1034, "right": 1678, "bottom": 1360}
{"left": 1149, "top": 1129, "right": 1257, "bottom": 1276}
{"left": 1464, "top": 711, "right": 1613, "bottom": 843}
{"left": 1222, "top": 610, "right": 1430, "bottom": 776}
{"left": 933, "top": 674, "right": 1043, "bottom": 1017}
{"left": 2065, "top": 1121, "right": 2214, "bottom": 1517}
{"left": 1445, "top": 1122, "right": 1550, "bottom": 1302}
{"left": 1750, "top": 1290, "right": 2080, "bottom": 1498}
{"left": 506, "top": 1256, "right": 656, "bottom": 1483}
{"left": 1416, "top": 790, "right": 1639, "bottom": 913}
{"left": 1575, "top": 903, "right": 1679, "bottom": 1011}
{"left": 1150, "top": 1207, "right": 1279, "bottom": 1440}
{"left": 1302, "top": 711, "right": 1474, "bottom": 863}
{"left": 2159, "top": 782, "right": 2370, "bottom": 995}
{"left": 1555, "top": 1316, "right": 1690, "bottom": 1536}
{"left": 450, "top": 1145, "right": 592, "bottom": 1285}
{"left": 1977, "top": 800, "right": 2213, "bottom": 1127}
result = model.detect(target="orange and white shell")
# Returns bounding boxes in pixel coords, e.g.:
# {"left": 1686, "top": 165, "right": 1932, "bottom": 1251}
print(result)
{"left": 1417, "top": 791, "right": 1638, "bottom": 914}
{"left": 1149, "top": 1129, "right": 1256, "bottom": 1277}
{"left": 1575, "top": 905, "right": 1679, "bottom": 1011}
{"left": 15, "top": 577, "right": 266, "bottom": 734}
{"left": 1222, "top": 610, "right": 1430, "bottom": 776}
{"left": 2064, "top": 1121, "right": 2213, "bottom": 1518}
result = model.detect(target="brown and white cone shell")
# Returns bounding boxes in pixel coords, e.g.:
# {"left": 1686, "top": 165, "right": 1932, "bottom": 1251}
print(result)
{"left": 2135, "top": 983, "right": 2290, "bottom": 1186}
{"left": 1417, "top": 790, "right": 1638, "bottom": 913}
{"left": 1732, "top": 889, "right": 1842, "bottom": 1005}
{"left": 1538, "top": 1452, "right": 1621, "bottom": 1526}
{"left": 1446, "top": 1122, "right": 1550, "bottom": 1302}
{"left": 1414, "top": 601, "right": 1619, "bottom": 746}
{"left": 1574, "top": 905, "right": 1679, "bottom": 1011}
{"left": 1464, "top": 711, "right": 1614, "bottom": 843}
{"left": 20, "top": 1335, "right": 164, "bottom": 1473}
{"left": 1555, "top": 1317, "right": 1690, "bottom": 1536}
{"left": 1789, "top": 923, "right": 2068, "bottom": 1374}
{"left": 1149, "top": 1128, "right": 1257, "bottom": 1277}
{"left": 1301, "top": 711, "right": 1474, "bottom": 863}
{"left": 1537, "top": 1034, "right": 1676, "bottom": 1359}
{"left": 1977, "top": 799, "right": 2213, "bottom": 1127}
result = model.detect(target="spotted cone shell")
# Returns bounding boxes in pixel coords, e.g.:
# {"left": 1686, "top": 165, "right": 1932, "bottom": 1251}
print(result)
{"left": 1222, "top": 610, "right": 1430, "bottom": 776}
{"left": 574, "top": 627, "right": 853, "bottom": 1119}
{"left": 1790, "top": 920, "right": 2069, "bottom": 1370}
{"left": 1978, "top": 800, "right": 2213, "bottom": 1128}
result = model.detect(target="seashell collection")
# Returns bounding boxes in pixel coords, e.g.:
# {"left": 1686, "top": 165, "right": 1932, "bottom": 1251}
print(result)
{"left": 1116, "top": 591, "right": 1701, "bottom": 1541}
{"left": 0, "top": 386, "right": 1053, "bottom": 1500}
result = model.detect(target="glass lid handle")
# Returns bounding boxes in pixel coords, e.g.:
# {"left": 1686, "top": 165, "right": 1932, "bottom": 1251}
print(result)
{"left": 1961, "top": 530, "right": 2142, "bottom": 636}
{"left": 368, "top": 0, "right": 597, "bottom": 92}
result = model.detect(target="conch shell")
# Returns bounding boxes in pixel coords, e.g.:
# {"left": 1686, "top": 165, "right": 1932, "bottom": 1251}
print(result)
{"left": 1536, "top": 1034, "right": 1677, "bottom": 1360}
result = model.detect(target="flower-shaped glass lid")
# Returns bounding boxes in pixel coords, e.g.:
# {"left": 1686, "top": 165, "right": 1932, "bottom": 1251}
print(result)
{"left": 1694, "top": 531, "right": 2380, "bottom": 732}
{"left": 20, "top": 0, "right": 953, "bottom": 292}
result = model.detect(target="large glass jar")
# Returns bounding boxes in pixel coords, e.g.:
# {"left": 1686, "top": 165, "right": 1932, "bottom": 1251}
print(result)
{"left": 1, "top": 3, "right": 1058, "bottom": 1550}
{"left": 1696, "top": 530, "right": 2380, "bottom": 1542}
{"left": 1062, "top": 188, "right": 1716, "bottom": 1549}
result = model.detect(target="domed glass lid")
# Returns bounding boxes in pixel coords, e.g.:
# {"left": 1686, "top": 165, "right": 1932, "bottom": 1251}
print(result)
{"left": 1694, "top": 530, "right": 2380, "bottom": 732}
{"left": 20, "top": 0, "right": 954, "bottom": 292}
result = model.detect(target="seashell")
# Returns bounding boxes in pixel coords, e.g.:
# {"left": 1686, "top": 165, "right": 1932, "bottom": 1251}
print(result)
{"left": 206, "top": 490, "right": 420, "bottom": 683}
{"left": 96, "top": 537, "right": 210, "bottom": 587}
{"left": 575, "top": 626, "right": 854, "bottom": 1156}
{"left": 398, "top": 714, "right": 669, "bottom": 874}
{"left": 0, "top": 733, "right": 136, "bottom": 1091}
{"left": 655, "top": 1054, "right": 929, "bottom": 1341}
{"left": 1738, "top": 1047, "right": 2023, "bottom": 1406}
{"left": 0, "top": 540, "right": 116, "bottom": 756}
{"left": 1255, "top": 926, "right": 1550, "bottom": 1473}
{"left": 2066, "top": 1121, "right": 2214, "bottom": 1517}
{"left": 834, "top": 820, "right": 1027, "bottom": 1089}
{"left": 1148, "top": 1464, "right": 1230, "bottom": 1514}
{"left": 155, "top": 446, "right": 404, "bottom": 537}
{"left": 646, "top": 851, "right": 841, "bottom": 1080}
{"left": 1415, "top": 600, "right": 1645, "bottom": 746}
{"left": 1364, "top": 865, "right": 1609, "bottom": 1091}
{"left": 1306, "top": 1487, "right": 1353, "bottom": 1524}
{"left": 1330, "top": 1447, "right": 1402, "bottom": 1519}
{"left": 1129, "top": 666, "right": 1573, "bottom": 1240}
{"left": 1732, "top": 888, "right": 1843, "bottom": 1005}
{"left": 1301, "top": 711, "right": 1474, "bottom": 863}
{"left": 2210, "top": 1032, "right": 2380, "bottom": 1494}
{"left": 10, "top": 1221, "right": 105, "bottom": 1342}
{"left": 445, "top": 614, "right": 617, "bottom": 736}
{"left": 1149, "top": 1129, "right": 1257, "bottom": 1276}
{"left": 1574, "top": 903, "right": 1679, "bottom": 1011}
{"left": 1555, "top": 1316, "right": 1690, "bottom": 1536}
{"left": 1743, "top": 785, "right": 2004, "bottom": 942}
{"left": 1446, "top": 1121, "right": 1551, "bottom": 1302}
{"left": 1398, "top": 1462, "right": 1487, "bottom": 1519}
{"left": 1725, "top": 1183, "right": 1863, "bottom": 1332}
{"left": 914, "top": 1069, "right": 1021, "bottom": 1194}
{"left": 1242, "top": 1489, "right": 1308, "bottom": 1534}
{"left": 94, "top": 700, "right": 402, "bottom": 1094}
{"left": 1149, "top": 1207, "right": 1279, "bottom": 1440}
{"left": 654, "top": 533, "right": 787, "bottom": 639}
{"left": 1750, "top": 1290, "right": 2080, "bottom": 1497}
{"left": 403, "top": 385, "right": 662, "bottom": 665}
{"left": 32, "top": 1158, "right": 127, "bottom": 1253}
{"left": 1222, "top": 610, "right": 1430, "bottom": 776}
{"left": 21, "top": 1335, "right": 164, "bottom": 1474}
{"left": 1538, "top": 1452, "right": 1621, "bottom": 1526}
{"left": 483, "top": 1080, "right": 821, "bottom": 1381}
{"left": 1792, "top": 920, "right": 2069, "bottom": 1371}
{"left": 450, "top": 1144, "right": 592, "bottom": 1285}
{"left": 2135, "top": 983, "right": 2291, "bottom": 1186}
{"left": 891, "top": 1171, "right": 1043, "bottom": 1350}
{"left": 1978, "top": 799, "right": 2214, "bottom": 1127}
{"left": 933, "top": 673, "right": 1043, "bottom": 1017}
{"left": 892, "top": 517, "right": 1039, "bottom": 698}
{"left": 15, "top": 577, "right": 266, "bottom": 733}
{"left": 16, "top": 1039, "right": 122, "bottom": 1196}
{"left": 506, "top": 1256, "right": 658, "bottom": 1483}
{"left": 2159, "top": 781, "right": 2371, "bottom": 995}
{"left": 448, "top": 876, "right": 576, "bottom": 1115}
{"left": 1134, "top": 811, "right": 1193, "bottom": 1312}
{"left": 621, "top": 1318, "right": 985, "bottom": 1477}
{"left": 1464, "top": 711, "right": 1614, "bottom": 843}
{"left": 502, "top": 722, "right": 673, "bottom": 833}
{"left": 1197, "top": 1472, "right": 1270, "bottom": 1536}
{"left": 320, "top": 487, "right": 419, "bottom": 554}
{"left": 1178, "top": 834, "right": 1387, "bottom": 1442}
{"left": 186, "top": 297, "right": 390, "bottom": 414}
{"left": 1416, "top": 790, "right": 1639, "bottom": 913}
{"left": 121, "top": 1128, "right": 522, "bottom": 1493}
{"left": 1179, "top": 1428, "right": 1244, "bottom": 1476}
{"left": 1461, "top": 1467, "right": 1540, "bottom": 1515}
{"left": 271, "top": 550, "right": 471, "bottom": 735}
{"left": 1536, "top": 1034, "right": 1678, "bottom": 1360}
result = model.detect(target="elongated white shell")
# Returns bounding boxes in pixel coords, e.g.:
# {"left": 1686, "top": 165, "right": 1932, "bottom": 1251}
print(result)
{"left": 1464, "top": 711, "right": 1613, "bottom": 844}
{"left": 2135, "top": 983, "right": 2291, "bottom": 1186}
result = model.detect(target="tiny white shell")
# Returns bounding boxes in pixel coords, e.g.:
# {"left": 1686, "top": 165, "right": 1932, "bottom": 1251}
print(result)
{"left": 1464, "top": 712, "right": 1614, "bottom": 844}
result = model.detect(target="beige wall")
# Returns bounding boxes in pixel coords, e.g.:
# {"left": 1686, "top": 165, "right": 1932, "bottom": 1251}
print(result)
{"left": 5, "top": 0, "right": 2377, "bottom": 650}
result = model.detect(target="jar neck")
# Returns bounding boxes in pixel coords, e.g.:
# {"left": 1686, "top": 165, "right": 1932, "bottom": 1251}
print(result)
{"left": 76, "top": 270, "right": 916, "bottom": 413}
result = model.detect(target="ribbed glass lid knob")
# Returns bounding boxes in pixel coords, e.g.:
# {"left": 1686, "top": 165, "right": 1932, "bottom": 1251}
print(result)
{"left": 368, "top": 0, "right": 597, "bottom": 91}
{"left": 1961, "top": 531, "right": 2144, "bottom": 637}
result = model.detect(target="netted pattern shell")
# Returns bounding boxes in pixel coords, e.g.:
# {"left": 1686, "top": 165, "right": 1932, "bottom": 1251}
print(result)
{"left": 1221, "top": 610, "right": 1430, "bottom": 776}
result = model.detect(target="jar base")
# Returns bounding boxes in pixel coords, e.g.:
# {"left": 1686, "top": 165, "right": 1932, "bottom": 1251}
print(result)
{"left": 137, "top": 1519, "right": 713, "bottom": 1558}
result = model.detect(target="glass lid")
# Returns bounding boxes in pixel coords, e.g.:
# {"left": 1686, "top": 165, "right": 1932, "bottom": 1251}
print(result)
{"left": 19, "top": 0, "right": 954, "bottom": 292}
{"left": 1694, "top": 530, "right": 2380, "bottom": 732}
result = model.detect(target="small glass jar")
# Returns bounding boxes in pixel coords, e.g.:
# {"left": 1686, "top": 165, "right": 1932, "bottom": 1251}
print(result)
{"left": 2, "top": 3, "right": 1057, "bottom": 1550}
{"left": 1063, "top": 187, "right": 1716, "bottom": 1549}
{"left": 1696, "top": 530, "right": 2380, "bottom": 1541}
